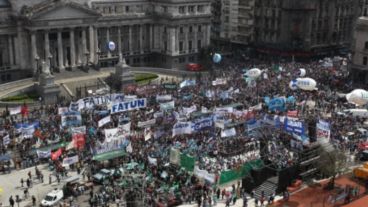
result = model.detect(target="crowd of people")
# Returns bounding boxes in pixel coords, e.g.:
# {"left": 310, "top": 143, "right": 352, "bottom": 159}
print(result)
{"left": 0, "top": 53, "right": 366, "bottom": 207}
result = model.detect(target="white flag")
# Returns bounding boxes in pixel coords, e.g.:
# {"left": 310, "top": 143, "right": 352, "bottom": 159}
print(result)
{"left": 98, "top": 115, "right": 111, "bottom": 127}
{"left": 126, "top": 142, "right": 133, "bottom": 153}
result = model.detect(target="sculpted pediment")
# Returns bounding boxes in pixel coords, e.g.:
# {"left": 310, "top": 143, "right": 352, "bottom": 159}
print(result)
{"left": 29, "top": 2, "right": 100, "bottom": 21}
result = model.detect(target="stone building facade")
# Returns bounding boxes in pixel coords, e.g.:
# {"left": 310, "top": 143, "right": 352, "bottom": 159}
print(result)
{"left": 351, "top": 17, "right": 368, "bottom": 83}
{"left": 212, "top": 0, "right": 363, "bottom": 58}
{"left": 0, "top": 0, "right": 212, "bottom": 83}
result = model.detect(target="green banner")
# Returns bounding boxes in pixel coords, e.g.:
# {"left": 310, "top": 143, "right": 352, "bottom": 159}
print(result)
{"left": 180, "top": 153, "right": 195, "bottom": 172}
{"left": 163, "top": 83, "right": 177, "bottom": 90}
{"left": 219, "top": 159, "right": 264, "bottom": 185}
{"left": 92, "top": 150, "right": 126, "bottom": 162}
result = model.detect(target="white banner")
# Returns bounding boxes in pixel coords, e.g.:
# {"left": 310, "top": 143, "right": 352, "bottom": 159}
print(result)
{"left": 71, "top": 126, "right": 86, "bottom": 135}
{"left": 104, "top": 127, "right": 128, "bottom": 143}
{"left": 138, "top": 119, "right": 156, "bottom": 128}
{"left": 194, "top": 166, "right": 216, "bottom": 183}
{"left": 169, "top": 148, "right": 180, "bottom": 165}
{"left": 172, "top": 122, "right": 193, "bottom": 136}
{"left": 62, "top": 155, "right": 79, "bottom": 166}
{"left": 70, "top": 93, "right": 124, "bottom": 111}
{"left": 212, "top": 78, "right": 227, "bottom": 86}
{"left": 36, "top": 150, "right": 51, "bottom": 158}
{"left": 156, "top": 95, "right": 172, "bottom": 102}
{"left": 58, "top": 107, "right": 69, "bottom": 115}
{"left": 98, "top": 115, "right": 111, "bottom": 128}
{"left": 182, "top": 105, "right": 197, "bottom": 116}
{"left": 160, "top": 101, "right": 175, "bottom": 111}
{"left": 22, "top": 126, "right": 35, "bottom": 139}
{"left": 221, "top": 128, "right": 236, "bottom": 138}
{"left": 215, "top": 107, "right": 234, "bottom": 114}
{"left": 111, "top": 98, "right": 147, "bottom": 114}
{"left": 120, "top": 122, "right": 131, "bottom": 133}
{"left": 9, "top": 106, "right": 21, "bottom": 115}
{"left": 317, "top": 120, "right": 331, "bottom": 140}
{"left": 215, "top": 121, "right": 225, "bottom": 129}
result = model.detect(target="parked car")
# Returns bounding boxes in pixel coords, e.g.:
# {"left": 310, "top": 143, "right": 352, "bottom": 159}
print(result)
{"left": 93, "top": 169, "right": 112, "bottom": 184}
{"left": 186, "top": 63, "right": 204, "bottom": 71}
{"left": 41, "top": 189, "right": 64, "bottom": 206}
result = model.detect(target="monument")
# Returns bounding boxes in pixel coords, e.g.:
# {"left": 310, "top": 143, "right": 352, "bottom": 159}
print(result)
{"left": 37, "top": 61, "right": 61, "bottom": 104}
{"left": 115, "top": 53, "right": 135, "bottom": 86}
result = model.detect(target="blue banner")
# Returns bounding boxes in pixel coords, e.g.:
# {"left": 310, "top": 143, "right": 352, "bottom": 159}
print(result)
{"left": 247, "top": 118, "right": 260, "bottom": 132}
{"left": 284, "top": 118, "right": 305, "bottom": 136}
{"left": 15, "top": 121, "right": 40, "bottom": 130}
{"left": 61, "top": 111, "right": 82, "bottom": 127}
{"left": 267, "top": 97, "right": 286, "bottom": 112}
{"left": 192, "top": 117, "right": 214, "bottom": 132}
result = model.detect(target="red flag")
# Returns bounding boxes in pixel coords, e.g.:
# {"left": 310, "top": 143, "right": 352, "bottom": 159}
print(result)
{"left": 21, "top": 103, "right": 29, "bottom": 117}
{"left": 73, "top": 133, "right": 85, "bottom": 150}
{"left": 34, "top": 129, "right": 44, "bottom": 140}
{"left": 51, "top": 148, "right": 62, "bottom": 160}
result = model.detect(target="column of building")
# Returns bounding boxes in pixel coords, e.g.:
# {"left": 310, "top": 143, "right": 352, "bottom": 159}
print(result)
{"left": 8, "top": 35, "right": 14, "bottom": 67}
{"left": 81, "top": 28, "right": 87, "bottom": 65}
{"left": 106, "top": 27, "right": 111, "bottom": 58}
{"left": 139, "top": 25, "right": 144, "bottom": 54}
{"left": 57, "top": 30, "right": 64, "bottom": 71}
{"left": 69, "top": 28, "right": 76, "bottom": 69}
{"left": 31, "top": 31, "right": 38, "bottom": 74}
{"left": 89, "top": 26, "right": 95, "bottom": 63}
{"left": 118, "top": 26, "right": 122, "bottom": 56}
{"left": 149, "top": 24, "right": 154, "bottom": 51}
{"left": 193, "top": 24, "right": 198, "bottom": 53}
{"left": 184, "top": 26, "right": 188, "bottom": 54}
{"left": 129, "top": 25, "right": 133, "bottom": 55}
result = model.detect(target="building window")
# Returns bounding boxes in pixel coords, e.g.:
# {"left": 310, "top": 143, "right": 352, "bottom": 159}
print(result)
{"left": 179, "top": 6, "right": 185, "bottom": 14}
{"left": 164, "top": 27, "right": 167, "bottom": 33}
{"left": 197, "top": 40, "right": 202, "bottom": 49}
{"left": 163, "top": 6, "right": 168, "bottom": 12}
{"left": 125, "top": 6, "right": 130, "bottom": 12}
{"left": 189, "top": 56, "right": 195, "bottom": 62}
{"left": 198, "top": 5, "right": 204, "bottom": 13}
{"left": 180, "top": 27, "right": 184, "bottom": 34}
{"left": 164, "top": 41, "right": 167, "bottom": 51}
{"left": 188, "top": 41, "right": 192, "bottom": 51}
{"left": 189, "top": 26, "right": 193, "bottom": 33}
{"left": 179, "top": 41, "right": 183, "bottom": 51}
{"left": 179, "top": 57, "right": 185, "bottom": 63}
{"left": 198, "top": 25, "right": 202, "bottom": 32}
{"left": 188, "top": 6, "right": 195, "bottom": 13}
{"left": 365, "top": 41, "right": 368, "bottom": 49}
{"left": 364, "top": 56, "right": 368, "bottom": 66}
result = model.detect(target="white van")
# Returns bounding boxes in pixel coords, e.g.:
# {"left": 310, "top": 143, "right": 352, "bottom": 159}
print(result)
{"left": 343, "top": 109, "right": 368, "bottom": 118}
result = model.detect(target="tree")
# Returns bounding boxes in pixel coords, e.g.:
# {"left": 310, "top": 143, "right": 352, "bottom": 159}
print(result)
{"left": 317, "top": 147, "right": 347, "bottom": 190}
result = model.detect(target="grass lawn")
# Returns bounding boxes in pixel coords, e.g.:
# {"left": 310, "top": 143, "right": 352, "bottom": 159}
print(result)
{"left": 134, "top": 73, "right": 158, "bottom": 85}
{"left": 1, "top": 92, "right": 39, "bottom": 103}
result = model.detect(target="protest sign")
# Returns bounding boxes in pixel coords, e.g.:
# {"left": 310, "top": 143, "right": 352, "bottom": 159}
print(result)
{"left": 61, "top": 111, "right": 82, "bottom": 127}
{"left": 212, "top": 78, "right": 227, "bottom": 86}
{"left": 284, "top": 118, "right": 305, "bottom": 136}
{"left": 98, "top": 115, "right": 111, "bottom": 128}
{"left": 160, "top": 101, "right": 175, "bottom": 111}
{"left": 172, "top": 122, "right": 193, "bottom": 136}
{"left": 9, "top": 106, "right": 21, "bottom": 115}
{"left": 317, "top": 119, "right": 331, "bottom": 140}
{"left": 163, "top": 83, "right": 177, "bottom": 90}
{"left": 70, "top": 93, "right": 124, "bottom": 111}
{"left": 111, "top": 98, "right": 147, "bottom": 114}
{"left": 192, "top": 117, "right": 213, "bottom": 132}
{"left": 62, "top": 155, "right": 79, "bottom": 166}
{"left": 104, "top": 127, "right": 128, "bottom": 143}
{"left": 138, "top": 119, "right": 156, "bottom": 128}
{"left": 2, "top": 134, "right": 10, "bottom": 146}
{"left": 71, "top": 126, "right": 86, "bottom": 150}
{"left": 156, "top": 95, "right": 172, "bottom": 102}
{"left": 58, "top": 107, "right": 69, "bottom": 115}
{"left": 194, "top": 166, "right": 216, "bottom": 183}
{"left": 267, "top": 97, "right": 286, "bottom": 112}
{"left": 221, "top": 128, "right": 236, "bottom": 138}
{"left": 36, "top": 150, "right": 51, "bottom": 158}
{"left": 180, "top": 80, "right": 196, "bottom": 88}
